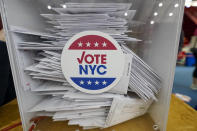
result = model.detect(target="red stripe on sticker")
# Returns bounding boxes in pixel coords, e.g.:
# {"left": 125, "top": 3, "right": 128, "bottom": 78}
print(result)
{"left": 69, "top": 35, "right": 117, "bottom": 50}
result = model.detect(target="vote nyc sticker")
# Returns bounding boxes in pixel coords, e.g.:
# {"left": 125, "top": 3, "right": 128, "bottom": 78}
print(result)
{"left": 61, "top": 31, "right": 125, "bottom": 94}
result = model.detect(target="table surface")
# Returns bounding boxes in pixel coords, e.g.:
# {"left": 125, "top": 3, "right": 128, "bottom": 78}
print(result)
{"left": 0, "top": 94, "right": 197, "bottom": 131}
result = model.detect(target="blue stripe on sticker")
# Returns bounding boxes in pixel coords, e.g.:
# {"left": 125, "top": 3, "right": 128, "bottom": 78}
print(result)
{"left": 70, "top": 77, "right": 116, "bottom": 90}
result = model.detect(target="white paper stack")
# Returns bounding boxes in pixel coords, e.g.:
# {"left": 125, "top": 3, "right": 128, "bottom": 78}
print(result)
{"left": 10, "top": 3, "right": 139, "bottom": 50}
{"left": 9, "top": 2, "right": 162, "bottom": 129}
{"left": 29, "top": 90, "right": 152, "bottom": 129}
{"left": 24, "top": 48, "right": 161, "bottom": 101}
{"left": 121, "top": 45, "right": 162, "bottom": 101}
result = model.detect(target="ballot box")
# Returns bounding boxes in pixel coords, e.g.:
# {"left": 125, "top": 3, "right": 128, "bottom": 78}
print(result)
{"left": 0, "top": 0, "right": 184, "bottom": 131}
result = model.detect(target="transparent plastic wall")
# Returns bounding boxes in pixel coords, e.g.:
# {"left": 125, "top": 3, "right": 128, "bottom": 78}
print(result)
{"left": 0, "top": 0, "right": 184, "bottom": 130}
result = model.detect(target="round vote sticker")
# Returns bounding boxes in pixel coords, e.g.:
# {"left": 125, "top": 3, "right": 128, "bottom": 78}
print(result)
{"left": 61, "top": 31, "right": 125, "bottom": 94}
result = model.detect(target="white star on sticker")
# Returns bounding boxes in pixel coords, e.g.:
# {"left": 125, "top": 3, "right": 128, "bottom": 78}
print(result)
{"left": 80, "top": 80, "right": 84, "bottom": 85}
{"left": 95, "top": 81, "right": 99, "bottom": 85}
{"left": 86, "top": 42, "right": 91, "bottom": 47}
{"left": 102, "top": 80, "right": 107, "bottom": 85}
{"left": 87, "top": 80, "right": 92, "bottom": 85}
{"left": 102, "top": 42, "right": 107, "bottom": 47}
{"left": 94, "top": 42, "right": 99, "bottom": 47}
{"left": 78, "top": 42, "right": 83, "bottom": 47}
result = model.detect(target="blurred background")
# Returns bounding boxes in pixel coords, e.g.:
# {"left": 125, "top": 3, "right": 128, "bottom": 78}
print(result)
{"left": 174, "top": 0, "right": 197, "bottom": 110}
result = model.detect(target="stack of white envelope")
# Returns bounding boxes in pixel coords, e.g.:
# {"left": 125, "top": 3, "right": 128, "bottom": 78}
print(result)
{"left": 29, "top": 91, "right": 152, "bottom": 129}
{"left": 11, "top": 3, "right": 139, "bottom": 50}
{"left": 9, "top": 2, "right": 162, "bottom": 129}
{"left": 23, "top": 49, "right": 161, "bottom": 101}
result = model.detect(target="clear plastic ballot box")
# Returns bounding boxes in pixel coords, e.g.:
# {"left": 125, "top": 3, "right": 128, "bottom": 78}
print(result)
{"left": 0, "top": 0, "right": 184, "bottom": 131}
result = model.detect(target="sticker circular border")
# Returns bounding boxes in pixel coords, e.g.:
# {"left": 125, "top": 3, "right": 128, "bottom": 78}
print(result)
{"left": 61, "top": 31, "right": 125, "bottom": 94}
